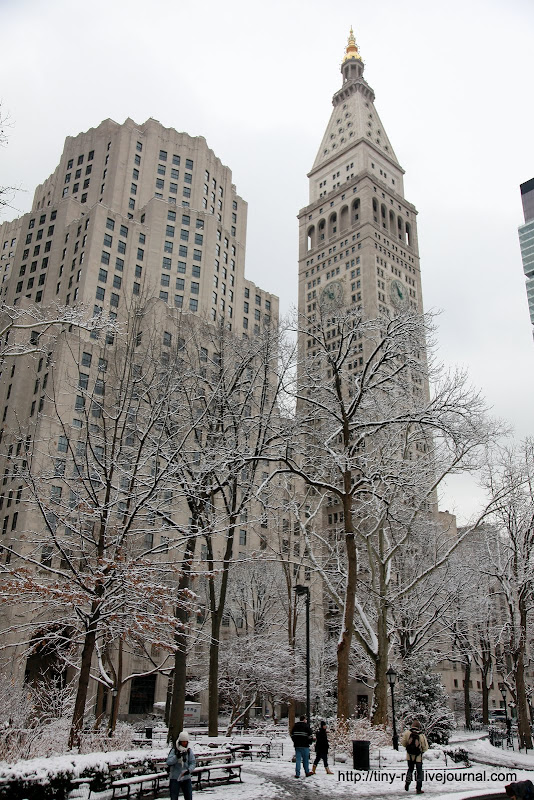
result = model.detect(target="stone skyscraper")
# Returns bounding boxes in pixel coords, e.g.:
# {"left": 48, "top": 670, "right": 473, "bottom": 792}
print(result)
{"left": 298, "top": 29, "right": 423, "bottom": 328}
{"left": 0, "top": 118, "right": 278, "bottom": 717}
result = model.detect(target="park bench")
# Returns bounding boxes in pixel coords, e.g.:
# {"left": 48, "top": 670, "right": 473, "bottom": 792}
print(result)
{"left": 230, "top": 742, "right": 270, "bottom": 760}
{"left": 192, "top": 760, "right": 243, "bottom": 789}
{"left": 111, "top": 770, "right": 168, "bottom": 798}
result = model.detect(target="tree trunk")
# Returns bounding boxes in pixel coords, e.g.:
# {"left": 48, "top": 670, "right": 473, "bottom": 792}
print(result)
{"left": 94, "top": 682, "right": 106, "bottom": 730}
{"left": 208, "top": 613, "right": 222, "bottom": 736}
{"left": 108, "top": 637, "right": 123, "bottom": 736}
{"left": 337, "top": 491, "right": 356, "bottom": 720}
{"left": 207, "top": 510, "right": 236, "bottom": 736}
{"left": 463, "top": 659, "right": 471, "bottom": 729}
{"left": 371, "top": 600, "right": 389, "bottom": 725}
{"left": 68, "top": 621, "right": 97, "bottom": 749}
{"left": 168, "top": 535, "right": 196, "bottom": 744}
{"left": 516, "top": 602, "right": 533, "bottom": 749}
{"left": 288, "top": 698, "right": 296, "bottom": 733}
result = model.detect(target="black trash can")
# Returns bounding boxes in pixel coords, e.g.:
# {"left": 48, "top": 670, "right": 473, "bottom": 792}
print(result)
{"left": 145, "top": 726, "right": 153, "bottom": 740}
{"left": 352, "top": 740, "right": 370, "bottom": 770}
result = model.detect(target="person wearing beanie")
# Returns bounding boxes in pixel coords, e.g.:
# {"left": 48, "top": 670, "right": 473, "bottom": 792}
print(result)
{"left": 167, "top": 730, "right": 196, "bottom": 800}
{"left": 401, "top": 719, "right": 428, "bottom": 794}
{"left": 311, "top": 721, "right": 333, "bottom": 774}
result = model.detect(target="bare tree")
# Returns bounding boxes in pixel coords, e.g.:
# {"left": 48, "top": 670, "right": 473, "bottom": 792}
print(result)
{"left": 479, "top": 441, "right": 534, "bottom": 748}
{"left": 160, "top": 316, "right": 292, "bottom": 736}
{"left": 275, "top": 302, "right": 499, "bottom": 722}
{"left": 0, "top": 303, "right": 117, "bottom": 363}
{"left": 0, "top": 307, "right": 196, "bottom": 748}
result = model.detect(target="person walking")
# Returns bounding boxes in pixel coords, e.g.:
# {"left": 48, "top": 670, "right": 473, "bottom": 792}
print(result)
{"left": 166, "top": 730, "right": 196, "bottom": 800}
{"left": 312, "top": 720, "right": 333, "bottom": 774}
{"left": 401, "top": 719, "right": 428, "bottom": 794}
{"left": 291, "top": 714, "right": 314, "bottom": 778}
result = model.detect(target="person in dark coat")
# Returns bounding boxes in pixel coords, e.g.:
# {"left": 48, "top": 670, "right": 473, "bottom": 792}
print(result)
{"left": 312, "top": 720, "right": 333, "bottom": 774}
{"left": 291, "top": 714, "right": 313, "bottom": 777}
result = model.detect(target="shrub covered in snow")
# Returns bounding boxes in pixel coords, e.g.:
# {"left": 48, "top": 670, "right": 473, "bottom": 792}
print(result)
{"left": 396, "top": 655, "right": 455, "bottom": 744}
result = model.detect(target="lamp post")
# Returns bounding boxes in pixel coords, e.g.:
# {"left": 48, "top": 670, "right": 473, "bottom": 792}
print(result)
{"left": 295, "top": 584, "right": 310, "bottom": 721}
{"left": 108, "top": 687, "right": 118, "bottom": 737}
{"left": 499, "top": 682, "right": 512, "bottom": 745}
{"left": 387, "top": 666, "right": 399, "bottom": 751}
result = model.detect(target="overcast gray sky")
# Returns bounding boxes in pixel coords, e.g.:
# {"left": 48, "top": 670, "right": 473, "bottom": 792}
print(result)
{"left": 2, "top": 0, "right": 533, "bottom": 523}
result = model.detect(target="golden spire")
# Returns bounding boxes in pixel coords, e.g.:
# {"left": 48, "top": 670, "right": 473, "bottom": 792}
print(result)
{"left": 343, "top": 26, "right": 362, "bottom": 62}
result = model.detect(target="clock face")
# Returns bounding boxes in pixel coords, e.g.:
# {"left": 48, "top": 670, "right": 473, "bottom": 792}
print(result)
{"left": 320, "top": 279, "right": 344, "bottom": 306}
{"left": 389, "top": 278, "right": 409, "bottom": 310}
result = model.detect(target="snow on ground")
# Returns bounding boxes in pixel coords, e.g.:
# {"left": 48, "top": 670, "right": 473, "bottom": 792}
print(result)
{"left": 7, "top": 734, "right": 534, "bottom": 800}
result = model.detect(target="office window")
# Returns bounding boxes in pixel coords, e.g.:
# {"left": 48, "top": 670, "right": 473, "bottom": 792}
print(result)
{"left": 162, "top": 257, "right": 172, "bottom": 270}
{"left": 189, "top": 298, "right": 198, "bottom": 312}
{"left": 163, "top": 331, "right": 172, "bottom": 347}
{"left": 95, "top": 286, "right": 105, "bottom": 301}
{"left": 110, "top": 293, "right": 119, "bottom": 308}
{"left": 174, "top": 294, "right": 183, "bottom": 308}
{"left": 113, "top": 274, "right": 122, "bottom": 289}
{"left": 159, "top": 150, "right": 167, "bottom": 161}
{"left": 192, "top": 265, "right": 201, "bottom": 278}
{"left": 177, "top": 261, "right": 186, "bottom": 273}
{"left": 180, "top": 229, "right": 189, "bottom": 241}
{"left": 193, "top": 249, "right": 202, "bottom": 262}
{"left": 166, "top": 225, "right": 175, "bottom": 237}
{"left": 58, "top": 435, "right": 68, "bottom": 453}
{"left": 137, "top": 248, "right": 144, "bottom": 261}
{"left": 191, "top": 281, "right": 199, "bottom": 295}
{"left": 130, "top": 183, "right": 137, "bottom": 195}
{"left": 176, "top": 278, "right": 185, "bottom": 291}
{"left": 133, "top": 282, "right": 140, "bottom": 295}
{"left": 168, "top": 209, "right": 176, "bottom": 221}
{"left": 98, "top": 268, "right": 108, "bottom": 283}
{"left": 183, "top": 187, "right": 191, "bottom": 198}
{"left": 185, "top": 159, "right": 193, "bottom": 169}
{"left": 159, "top": 290, "right": 168, "bottom": 301}
{"left": 184, "top": 173, "right": 192, "bottom": 184}
{"left": 164, "top": 241, "right": 173, "bottom": 253}
{"left": 115, "top": 257, "right": 124, "bottom": 272}
{"left": 172, "top": 154, "right": 180, "bottom": 165}
{"left": 101, "top": 250, "right": 110, "bottom": 265}
{"left": 156, "top": 178, "right": 164, "bottom": 190}
{"left": 179, "top": 245, "right": 187, "bottom": 257}
{"left": 161, "top": 274, "right": 170, "bottom": 287}
{"left": 169, "top": 183, "right": 178, "bottom": 194}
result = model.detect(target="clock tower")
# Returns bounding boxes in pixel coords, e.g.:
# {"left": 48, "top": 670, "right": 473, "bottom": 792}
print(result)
{"left": 298, "top": 29, "right": 424, "bottom": 328}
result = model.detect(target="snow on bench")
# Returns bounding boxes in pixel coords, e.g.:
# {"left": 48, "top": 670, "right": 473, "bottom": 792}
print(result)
{"left": 111, "top": 771, "right": 168, "bottom": 798}
{"left": 192, "top": 760, "right": 243, "bottom": 789}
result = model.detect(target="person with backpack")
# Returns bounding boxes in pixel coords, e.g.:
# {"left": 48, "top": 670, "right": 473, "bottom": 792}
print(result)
{"left": 401, "top": 719, "right": 428, "bottom": 794}
{"left": 166, "top": 730, "right": 196, "bottom": 800}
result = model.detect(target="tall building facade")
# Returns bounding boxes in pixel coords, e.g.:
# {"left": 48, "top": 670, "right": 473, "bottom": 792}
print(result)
{"left": 519, "top": 178, "right": 534, "bottom": 339}
{"left": 298, "top": 29, "right": 423, "bottom": 329}
{"left": 0, "top": 118, "right": 279, "bottom": 718}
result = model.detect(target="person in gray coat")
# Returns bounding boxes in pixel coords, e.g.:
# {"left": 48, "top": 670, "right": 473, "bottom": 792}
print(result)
{"left": 167, "top": 730, "right": 196, "bottom": 800}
